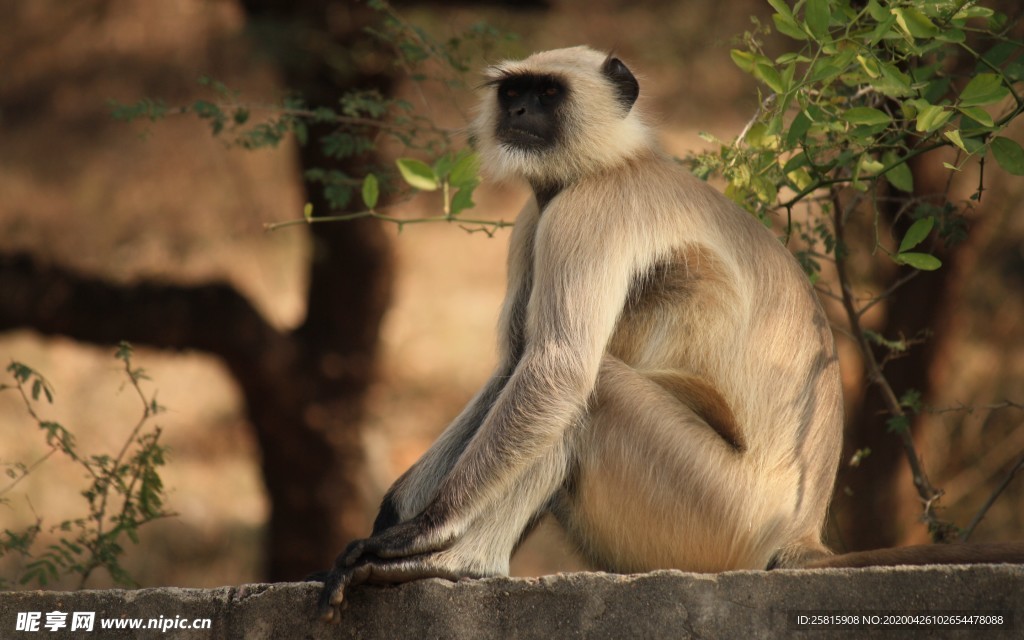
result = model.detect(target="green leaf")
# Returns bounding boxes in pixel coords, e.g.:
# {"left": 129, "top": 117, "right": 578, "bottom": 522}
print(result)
{"left": 787, "top": 167, "right": 814, "bottom": 191}
{"left": 915, "top": 105, "right": 952, "bottom": 133}
{"left": 312, "top": 107, "right": 337, "bottom": 123}
{"left": 899, "top": 388, "right": 923, "bottom": 414}
{"left": 772, "top": 12, "right": 808, "bottom": 41}
{"left": 432, "top": 153, "right": 455, "bottom": 180}
{"left": 782, "top": 151, "right": 811, "bottom": 175}
{"left": 843, "top": 107, "right": 891, "bottom": 127}
{"left": 804, "top": 0, "right": 831, "bottom": 40}
{"left": 935, "top": 28, "right": 965, "bottom": 44}
{"left": 955, "top": 5, "right": 994, "bottom": 20}
{"left": 303, "top": 203, "right": 314, "bottom": 222}
{"left": 859, "top": 157, "right": 885, "bottom": 175}
{"left": 959, "top": 73, "right": 1010, "bottom": 108}
{"left": 856, "top": 54, "right": 880, "bottom": 79}
{"left": 1007, "top": 62, "right": 1024, "bottom": 83}
{"left": 886, "top": 414, "right": 910, "bottom": 434}
{"left": 981, "top": 41, "right": 1018, "bottom": 68}
{"left": 776, "top": 52, "right": 811, "bottom": 65}
{"left": 766, "top": 0, "right": 795, "bottom": 21}
{"left": 891, "top": 7, "right": 937, "bottom": 40}
{"left": 449, "top": 186, "right": 477, "bottom": 216}
{"left": 876, "top": 61, "right": 914, "bottom": 98}
{"left": 866, "top": 15, "right": 897, "bottom": 46}
{"left": 361, "top": 173, "right": 379, "bottom": 210}
{"left": 921, "top": 76, "right": 952, "bottom": 105}
{"left": 781, "top": 62, "right": 797, "bottom": 97}
{"left": 786, "top": 111, "right": 812, "bottom": 147}
{"left": 896, "top": 252, "right": 942, "bottom": 271}
{"left": 882, "top": 152, "right": 914, "bottom": 193}
{"left": 958, "top": 106, "right": 994, "bottom": 129}
{"left": 745, "top": 122, "right": 779, "bottom": 149}
{"left": 899, "top": 217, "right": 934, "bottom": 253}
{"left": 991, "top": 136, "right": 1024, "bottom": 176}
{"left": 754, "top": 62, "right": 786, "bottom": 94}
{"left": 944, "top": 130, "right": 967, "bottom": 153}
{"left": 395, "top": 158, "right": 439, "bottom": 191}
{"left": 730, "top": 49, "right": 756, "bottom": 73}
{"left": 808, "top": 60, "right": 842, "bottom": 84}
{"left": 448, "top": 151, "right": 480, "bottom": 187}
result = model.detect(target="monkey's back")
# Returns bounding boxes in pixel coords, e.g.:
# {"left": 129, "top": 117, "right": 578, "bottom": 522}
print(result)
{"left": 566, "top": 151, "right": 844, "bottom": 568}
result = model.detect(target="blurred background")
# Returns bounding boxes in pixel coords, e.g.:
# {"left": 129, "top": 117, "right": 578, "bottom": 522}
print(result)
{"left": 1, "top": 0, "right": 1022, "bottom": 589}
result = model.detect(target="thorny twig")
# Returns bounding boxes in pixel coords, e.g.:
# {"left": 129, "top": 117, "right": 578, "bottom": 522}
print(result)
{"left": 831, "top": 186, "right": 957, "bottom": 541}
{"left": 961, "top": 452, "right": 1024, "bottom": 542}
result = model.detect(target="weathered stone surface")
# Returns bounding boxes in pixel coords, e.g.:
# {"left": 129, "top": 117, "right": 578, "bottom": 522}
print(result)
{"left": 1, "top": 566, "right": 1021, "bottom": 639}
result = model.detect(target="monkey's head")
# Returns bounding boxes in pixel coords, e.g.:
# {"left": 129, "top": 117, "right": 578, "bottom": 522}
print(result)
{"left": 470, "top": 46, "right": 653, "bottom": 190}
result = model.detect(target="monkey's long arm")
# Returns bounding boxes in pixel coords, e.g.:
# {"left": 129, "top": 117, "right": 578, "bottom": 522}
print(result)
{"left": 369, "top": 200, "right": 544, "bottom": 533}
{"left": 371, "top": 205, "right": 640, "bottom": 553}
{"left": 319, "top": 198, "right": 646, "bottom": 618}
{"left": 369, "top": 369, "right": 511, "bottom": 534}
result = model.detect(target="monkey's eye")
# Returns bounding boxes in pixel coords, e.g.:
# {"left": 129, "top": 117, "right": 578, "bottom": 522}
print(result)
{"left": 505, "top": 88, "right": 519, "bottom": 98}
{"left": 536, "top": 83, "right": 562, "bottom": 107}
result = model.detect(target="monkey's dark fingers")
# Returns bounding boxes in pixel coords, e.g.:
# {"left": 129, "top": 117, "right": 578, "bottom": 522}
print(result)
{"left": 317, "top": 562, "right": 359, "bottom": 623}
{"left": 317, "top": 537, "right": 374, "bottom": 622}
{"left": 357, "top": 516, "right": 455, "bottom": 561}
{"left": 319, "top": 554, "right": 470, "bottom": 623}
{"left": 351, "top": 555, "right": 468, "bottom": 589}
{"left": 341, "top": 537, "right": 369, "bottom": 566}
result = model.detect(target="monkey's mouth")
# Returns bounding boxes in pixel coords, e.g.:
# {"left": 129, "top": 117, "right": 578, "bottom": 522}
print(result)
{"left": 498, "top": 127, "right": 552, "bottom": 151}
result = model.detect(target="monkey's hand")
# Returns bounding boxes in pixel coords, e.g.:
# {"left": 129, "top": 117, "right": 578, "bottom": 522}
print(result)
{"left": 317, "top": 516, "right": 474, "bottom": 623}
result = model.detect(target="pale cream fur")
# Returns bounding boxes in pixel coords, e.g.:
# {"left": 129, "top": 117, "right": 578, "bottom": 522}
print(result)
{"left": 322, "top": 48, "right": 845, "bottom": 617}
{"left": 385, "top": 46, "right": 843, "bottom": 574}
{"left": 322, "top": 51, "right": 1024, "bottom": 620}
{"left": 472, "top": 46, "right": 653, "bottom": 188}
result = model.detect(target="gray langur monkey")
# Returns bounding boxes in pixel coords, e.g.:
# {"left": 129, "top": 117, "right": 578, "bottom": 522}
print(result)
{"left": 319, "top": 46, "right": 1023, "bottom": 621}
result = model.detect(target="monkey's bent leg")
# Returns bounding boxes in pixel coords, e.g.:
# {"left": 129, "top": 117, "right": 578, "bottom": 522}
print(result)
{"left": 318, "top": 423, "right": 576, "bottom": 621}
{"left": 556, "top": 356, "right": 824, "bottom": 573}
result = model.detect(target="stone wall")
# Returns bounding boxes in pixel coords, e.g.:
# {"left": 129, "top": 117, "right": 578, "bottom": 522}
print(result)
{"left": 2, "top": 566, "right": 1021, "bottom": 639}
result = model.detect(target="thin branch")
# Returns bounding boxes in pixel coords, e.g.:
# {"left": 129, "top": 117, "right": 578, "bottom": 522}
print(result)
{"left": 225, "top": 102, "right": 457, "bottom": 138}
{"left": 813, "top": 284, "right": 844, "bottom": 303}
{"left": 0, "top": 449, "right": 57, "bottom": 500}
{"left": 80, "top": 352, "right": 153, "bottom": 587}
{"left": 831, "top": 186, "right": 954, "bottom": 540}
{"left": 736, "top": 93, "right": 776, "bottom": 144}
{"left": 265, "top": 209, "right": 514, "bottom": 233}
{"left": 0, "top": 373, "right": 69, "bottom": 498}
{"left": 856, "top": 270, "right": 921, "bottom": 319}
{"left": 780, "top": 139, "right": 949, "bottom": 210}
{"left": 960, "top": 452, "right": 1024, "bottom": 542}
{"left": 928, "top": 400, "right": 1024, "bottom": 415}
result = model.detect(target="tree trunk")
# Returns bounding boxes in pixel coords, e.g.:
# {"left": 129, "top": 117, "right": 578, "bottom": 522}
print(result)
{"left": 0, "top": 0, "right": 395, "bottom": 581}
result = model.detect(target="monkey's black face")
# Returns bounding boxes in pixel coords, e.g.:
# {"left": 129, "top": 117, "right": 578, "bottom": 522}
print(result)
{"left": 494, "top": 74, "right": 566, "bottom": 152}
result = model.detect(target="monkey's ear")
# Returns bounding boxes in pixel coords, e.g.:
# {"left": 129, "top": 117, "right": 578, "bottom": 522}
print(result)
{"left": 601, "top": 56, "right": 640, "bottom": 112}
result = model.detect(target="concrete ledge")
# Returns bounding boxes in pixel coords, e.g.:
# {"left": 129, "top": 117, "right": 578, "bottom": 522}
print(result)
{"left": 2, "top": 566, "right": 1021, "bottom": 638}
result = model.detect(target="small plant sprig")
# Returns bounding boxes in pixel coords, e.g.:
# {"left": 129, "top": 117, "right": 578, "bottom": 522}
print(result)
{"left": 0, "top": 342, "right": 173, "bottom": 589}
{"left": 266, "top": 148, "right": 514, "bottom": 236}
{"left": 110, "top": 0, "right": 518, "bottom": 236}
